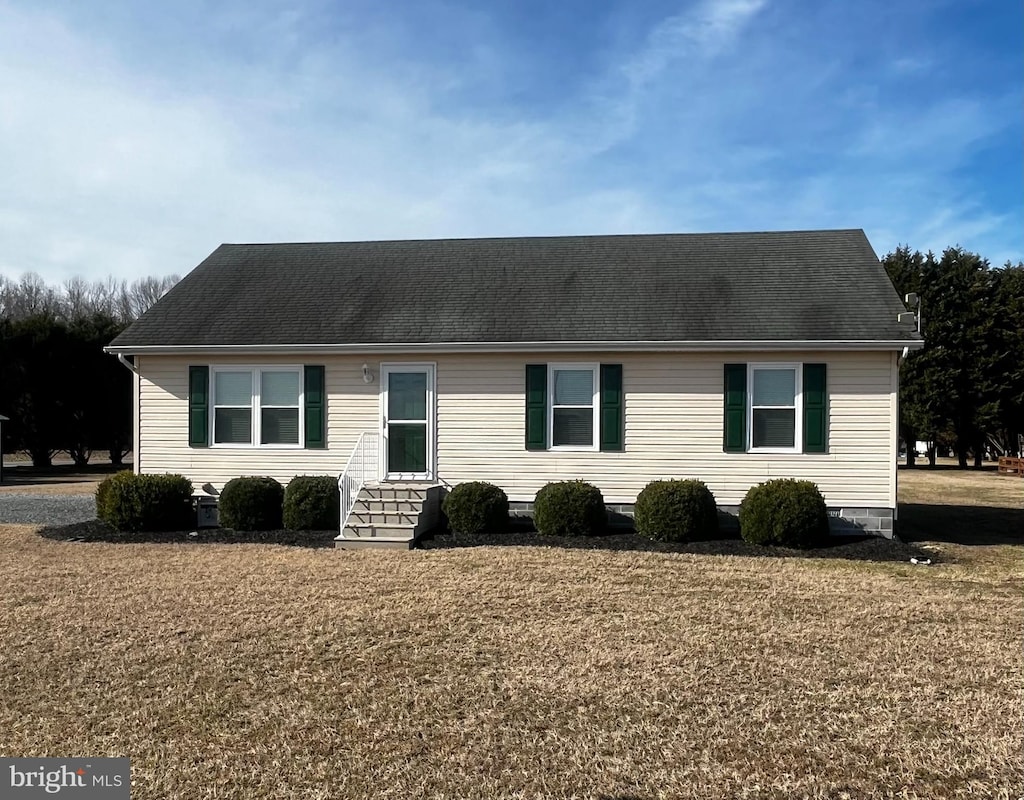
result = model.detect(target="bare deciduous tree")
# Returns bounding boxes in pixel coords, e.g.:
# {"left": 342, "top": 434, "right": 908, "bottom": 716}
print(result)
{"left": 1, "top": 270, "right": 179, "bottom": 466}
{"left": 0, "top": 272, "right": 180, "bottom": 324}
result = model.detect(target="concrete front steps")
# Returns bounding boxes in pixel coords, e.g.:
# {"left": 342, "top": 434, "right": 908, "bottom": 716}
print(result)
{"left": 334, "top": 482, "right": 443, "bottom": 550}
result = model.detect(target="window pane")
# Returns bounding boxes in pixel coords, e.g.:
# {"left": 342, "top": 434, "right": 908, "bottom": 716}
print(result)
{"left": 553, "top": 408, "right": 593, "bottom": 447}
{"left": 752, "top": 369, "right": 796, "bottom": 406}
{"left": 214, "top": 408, "right": 252, "bottom": 444}
{"left": 388, "top": 423, "right": 427, "bottom": 473}
{"left": 553, "top": 369, "right": 593, "bottom": 405}
{"left": 215, "top": 371, "right": 253, "bottom": 406}
{"left": 388, "top": 372, "right": 427, "bottom": 420}
{"left": 261, "top": 371, "right": 299, "bottom": 406}
{"left": 752, "top": 408, "right": 795, "bottom": 448}
{"left": 261, "top": 408, "right": 299, "bottom": 444}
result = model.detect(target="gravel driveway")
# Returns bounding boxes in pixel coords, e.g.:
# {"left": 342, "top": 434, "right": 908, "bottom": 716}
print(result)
{"left": 0, "top": 494, "right": 96, "bottom": 525}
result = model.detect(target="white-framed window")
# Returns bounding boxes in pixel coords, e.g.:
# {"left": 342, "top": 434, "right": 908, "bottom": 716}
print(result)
{"left": 748, "top": 363, "right": 801, "bottom": 453}
{"left": 212, "top": 367, "right": 303, "bottom": 447}
{"left": 548, "top": 363, "right": 598, "bottom": 450}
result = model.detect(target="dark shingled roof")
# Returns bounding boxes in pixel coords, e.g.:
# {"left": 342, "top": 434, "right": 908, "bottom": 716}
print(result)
{"left": 109, "top": 230, "right": 919, "bottom": 348}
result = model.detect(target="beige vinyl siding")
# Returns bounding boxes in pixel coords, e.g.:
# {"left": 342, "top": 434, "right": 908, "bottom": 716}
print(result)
{"left": 436, "top": 351, "right": 894, "bottom": 506}
{"left": 889, "top": 350, "right": 900, "bottom": 511}
{"left": 138, "top": 355, "right": 375, "bottom": 488}
{"left": 138, "top": 350, "right": 897, "bottom": 507}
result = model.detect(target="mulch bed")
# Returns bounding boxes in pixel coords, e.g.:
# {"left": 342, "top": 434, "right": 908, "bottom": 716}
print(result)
{"left": 39, "top": 520, "right": 936, "bottom": 562}
{"left": 38, "top": 520, "right": 338, "bottom": 548}
{"left": 419, "top": 527, "right": 936, "bottom": 562}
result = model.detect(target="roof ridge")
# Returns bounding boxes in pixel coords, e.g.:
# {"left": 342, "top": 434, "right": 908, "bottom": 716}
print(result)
{"left": 217, "top": 229, "right": 866, "bottom": 248}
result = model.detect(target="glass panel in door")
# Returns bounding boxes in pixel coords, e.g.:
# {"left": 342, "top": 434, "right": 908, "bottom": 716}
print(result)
{"left": 386, "top": 371, "right": 428, "bottom": 475}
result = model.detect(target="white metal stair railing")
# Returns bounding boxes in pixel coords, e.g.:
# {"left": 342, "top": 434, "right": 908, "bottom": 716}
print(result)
{"left": 338, "top": 432, "right": 379, "bottom": 533}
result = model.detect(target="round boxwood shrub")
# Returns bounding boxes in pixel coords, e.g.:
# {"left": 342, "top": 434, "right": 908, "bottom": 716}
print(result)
{"left": 96, "top": 471, "right": 193, "bottom": 532}
{"left": 634, "top": 479, "right": 718, "bottom": 542}
{"left": 94, "top": 470, "right": 128, "bottom": 524}
{"left": 739, "top": 478, "right": 829, "bottom": 548}
{"left": 442, "top": 481, "right": 509, "bottom": 534}
{"left": 533, "top": 480, "right": 606, "bottom": 537}
{"left": 219, "top": 476, "right": 284, "bottom": 531}
{"left": 283, "top": 475, "right": 340, "bottom": 531}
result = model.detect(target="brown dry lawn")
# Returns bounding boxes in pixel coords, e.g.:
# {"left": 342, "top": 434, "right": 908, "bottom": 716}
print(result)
{"left": 898, "top": 465, "right": 1023, "bottom": 553}
{"left": 0, "top": 470, "right": 1021, "bottom": 799}
{"left": 0, "top": 479, "right": 102, "bottom": 496}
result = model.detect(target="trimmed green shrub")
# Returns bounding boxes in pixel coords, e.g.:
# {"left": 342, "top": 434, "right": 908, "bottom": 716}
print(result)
{"left": 94, "top": 471, "right": 122, "bottom": 523}
{"left": 442, "top": 481, "right": 509, "bottom": 534}
{"left": 634, "top": 479, "right": 718, "bottom": 542}
{"left": 533, "top": 480, "right": 606, "bottom": 537}
{"left": 95, "top": 471, "right": 193, "bottom": 532}
{"left": 283, "top": 475, "right": 340, "bottom": 530}
{"left": 219, "top": 476, "right": 284, "bottom": 531}
{"left": 739, "top": 478, "right": 830, "bottom": 548}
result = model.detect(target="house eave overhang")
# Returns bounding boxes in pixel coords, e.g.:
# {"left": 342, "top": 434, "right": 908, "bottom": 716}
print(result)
{"left": 105, "top": 339, "right": 925, "bottom": 356}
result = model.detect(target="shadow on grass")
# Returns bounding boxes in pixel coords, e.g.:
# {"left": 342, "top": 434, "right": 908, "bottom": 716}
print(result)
{"left": 898, "top": 503, "right": 1024, "bottom": 546}
{"left": 0, "top": 462, "right": 127, "bottom": 487}
{"left": 39, "top": 520, "right": 338, "bottom": 549}
{"left": 898, "top": 463, "right": 1001, "bottom": 472}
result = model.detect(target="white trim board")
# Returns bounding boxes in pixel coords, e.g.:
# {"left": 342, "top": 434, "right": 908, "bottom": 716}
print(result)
{"left": 379, "top": 362, "right": 436, "bottom": 482}
{"left": 106, "top": 338, "right": 924, "bottom": 356}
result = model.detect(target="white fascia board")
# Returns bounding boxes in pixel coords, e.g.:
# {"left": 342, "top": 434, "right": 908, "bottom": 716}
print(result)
{"left": 105, "top": 339, "right": 925, "bottom": 356}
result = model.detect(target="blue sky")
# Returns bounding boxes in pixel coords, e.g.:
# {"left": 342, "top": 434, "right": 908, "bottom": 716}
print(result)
{"left": 1, "top": 0, "right": 1020, "bottom": 283}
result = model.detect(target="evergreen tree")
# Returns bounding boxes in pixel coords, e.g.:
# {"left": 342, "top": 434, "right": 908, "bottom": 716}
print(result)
{"left": 884, "top": 245, "right": 1020, "bottom": 467}
{"left": 992, "top": 263, "right": 1024, "bottom": 454}
{"left": 927, "top": 248, "right": 999, "bottom": 466}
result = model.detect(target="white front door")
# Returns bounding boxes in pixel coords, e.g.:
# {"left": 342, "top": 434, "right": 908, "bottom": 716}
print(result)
{"left": 380, "top": 364, "right": 435, "bottom": 481}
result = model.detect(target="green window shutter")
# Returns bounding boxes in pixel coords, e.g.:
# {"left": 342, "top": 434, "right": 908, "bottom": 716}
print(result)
{"left": 599, "top": 364, "right": 624, "bottom": 451}
{"left": 188, "top": 366, "right": 209, "bottom": 448}
{"left": 723, "top": 363, "right": 746, "bottom": 453}
{"left": 525, "top": 364, "right": 547, "bottom": 451}
{"left": 304, "top": 365, "right": 326, "bottom": 448}
{"left": 803, "top": 363, "right": 827, "bottom": 453}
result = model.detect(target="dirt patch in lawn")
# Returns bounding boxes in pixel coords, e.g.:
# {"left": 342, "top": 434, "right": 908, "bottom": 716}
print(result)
{"left": 1, "top": 523, "right": 1020, "bottom": 799}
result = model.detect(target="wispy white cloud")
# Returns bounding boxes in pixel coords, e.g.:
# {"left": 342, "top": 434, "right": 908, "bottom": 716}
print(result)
{"left": 0, "top": 4, "right": 585, "bottom": 280}
{"left": 0, "top": 0, "right": 1018, "bottom": 284}
{"left": 623, "top": 0, "right": 767, "bottom": 86}
{"left": 579, "top": 0, "right": 770, "bottom": 155}
{"left": 851, "top": 96, "right": 1011, "bottom": 162}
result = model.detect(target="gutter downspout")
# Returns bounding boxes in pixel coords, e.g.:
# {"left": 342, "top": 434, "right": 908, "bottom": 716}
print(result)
{"left": 116, "top": 353, "right": 138, "bottom": 375}
{"left": 113, "top": 354, "right": 141, "bottom": 475}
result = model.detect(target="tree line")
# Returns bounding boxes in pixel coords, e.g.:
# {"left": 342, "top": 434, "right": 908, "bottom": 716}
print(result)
{"left": 0, "top": 273, "right": 178, "bottom": 467}
{"left": 2, "top": 247, "right": 1022, "bottom": 471}
{"left": 884, "top": 246, "right": 1024, "bottom": 467}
